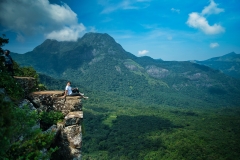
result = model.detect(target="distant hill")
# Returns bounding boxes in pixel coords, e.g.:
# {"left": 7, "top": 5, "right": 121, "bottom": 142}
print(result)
{"left": 195, "top": 52, "right": 240, "bottom": 79}
{"left": 12, "top": 32, "right": 240, "bottom": 107}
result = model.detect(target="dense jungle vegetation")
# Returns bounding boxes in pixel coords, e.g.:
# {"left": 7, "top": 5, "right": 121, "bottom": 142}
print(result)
{"left": 80, "top": 92, "right": 240, "bottom": 160}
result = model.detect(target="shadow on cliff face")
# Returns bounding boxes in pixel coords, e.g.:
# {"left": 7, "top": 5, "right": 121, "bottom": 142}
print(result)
{"left": 50, "top": 132, "right": 78, "bottom": 160}
{"left": 82, "top": 111, "right": 181, "bottom": 159}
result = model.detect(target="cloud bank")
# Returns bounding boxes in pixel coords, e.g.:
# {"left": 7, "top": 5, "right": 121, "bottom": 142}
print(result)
{"left": 138, "top": 50, "right": 149, "bottom": 55}
{"left": 186, "top": 0, "right": 224, "bottom": 35}
{"left": 0, "top": 0, "right": 85, "bottom": 41}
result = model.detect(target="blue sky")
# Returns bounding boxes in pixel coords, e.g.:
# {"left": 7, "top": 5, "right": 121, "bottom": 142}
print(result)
{"left": 0, "top": 0, "right": 239, "bottom": 61}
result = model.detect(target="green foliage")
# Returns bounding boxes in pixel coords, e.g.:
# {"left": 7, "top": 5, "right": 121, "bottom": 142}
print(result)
{"left": 37, "top": 83, "right": 47, "bottom": 91}
{"left": 7, "top": 132, "right": 58, "bottom": 160}
{"left": 0, "top": 70, "right": 24, "bottom": 100}
{"left": 0, "top": 95, "right": 15, "bottom": 158}
{"left": 0, "top": 98, "right": 57, "bottom": 159}
{"left": 14, "top": 63, "right": 39, "bottom": 79}
{"left": 40, "top": 111, "right": 64, "bottom": 126}
{"left": 102, "top": 114, "right": 117, "bottom": 127}
{"left": 38, "top": 73, "right": 67, "bottom": 90}
{"left": 13, "top": 61, "right": 47, "bottom": 91}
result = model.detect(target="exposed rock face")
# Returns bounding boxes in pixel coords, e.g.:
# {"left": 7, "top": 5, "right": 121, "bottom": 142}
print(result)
{"left": 28, "top": 91, "right": 83, "bottom": 160}
{"left": 146, "top": 65, "right": 169, "bottom": 79}
{"left": 29, "top": 91, "right": 82, "bottom": 115}
{"left": 124, "top": 60, "right": 144, "bottom": 72}
{"left": 53, "top": 111, "right": 83, "bottom": 160}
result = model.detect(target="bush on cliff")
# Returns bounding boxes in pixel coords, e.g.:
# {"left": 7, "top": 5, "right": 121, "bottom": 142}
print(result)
{"left": 40, "top": 111, "right": 64, "bottom": 131}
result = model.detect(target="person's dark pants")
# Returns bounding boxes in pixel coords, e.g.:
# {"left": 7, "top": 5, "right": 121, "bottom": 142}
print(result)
{"left": 5, "top": 64, "right": 14, "bottom": 76}
{"left": 69, "top": 88, "right": 81, "bottom": 96}
{"left": 69, "top": 93, "right": 81, "bottom": 96}
{"left": 72, "top": 88, "right": 79, "bottom": 93}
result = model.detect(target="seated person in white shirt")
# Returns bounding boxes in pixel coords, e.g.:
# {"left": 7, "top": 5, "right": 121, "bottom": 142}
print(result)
{"left": 63, "top": 81, "right": 87, "bottom": 98}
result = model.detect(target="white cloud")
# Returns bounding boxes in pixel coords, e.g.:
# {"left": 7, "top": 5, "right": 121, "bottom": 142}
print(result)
{"left": 46, "top": 24, "right": 85, "bottom": 41}
{"left": 210, "top": 42, "right": 219, "bottom": 48}
{"left": 0, "top": 0, "right": 85, "bottom": 41}
{"left": 100, "top": 0, "right": 150, "bottom": 14}
{"left": 187, "top": 12, "right": 225, "bottom": 35}
{"left": 186, "top": 0, "right": 225, "bottom": 35}
{"left": 138, "top": 50, "right": 149, "bottom": 55}
{"left": 171, "top": 8, "right": 180, "bottom": 13}
{"left": 201, "top": 0, "right": 224, "bottom": 15}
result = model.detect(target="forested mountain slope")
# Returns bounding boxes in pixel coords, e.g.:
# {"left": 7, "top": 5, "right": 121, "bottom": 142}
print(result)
{"left": 12, "top": 33, "right": 240, "bottom": 107}
{"left": 195, "top": 52, "right": 240, "bottom": 79}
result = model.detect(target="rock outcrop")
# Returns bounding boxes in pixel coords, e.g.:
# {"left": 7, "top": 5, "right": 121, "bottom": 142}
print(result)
{"left": 28, "top": 91, "right": 83, "bottom": 160}
{"left": 14, "top": 76, "right": 37, "bottom": 96}
{"left": 29, "top": 91, "right": 82, "bottom": 115}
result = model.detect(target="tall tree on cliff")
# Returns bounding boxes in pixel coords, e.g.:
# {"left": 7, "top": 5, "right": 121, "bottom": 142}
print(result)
{"left": 0, "top": 34, "right": 9, "bottom": 70}
{"left": 0, "top": 34, "right": 8, "bottom": 54}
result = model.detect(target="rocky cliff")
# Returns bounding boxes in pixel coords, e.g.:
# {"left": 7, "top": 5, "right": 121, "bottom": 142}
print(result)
{"left": 15, "top": 77, "right": 84, "bottom": 160}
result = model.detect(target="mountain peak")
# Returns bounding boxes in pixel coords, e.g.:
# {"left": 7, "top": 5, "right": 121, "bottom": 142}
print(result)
{"left": 83, "top": 32, "right": 111, "bottom": 37}
{"left": 79, "top": 32, "right": 131, "bottom": 58}
{"left": 32, "top": 38, "right": 76, "bottom": 53}
{"left": 205, "top": 52, "right": 240, "bottom": 62}
{"left": 224, "top": 52, "right": 237, "bottom": 57}
{"left": 80, "top": 32, "right": 121, "bottom": 50}
{"left": 81, "top": 32, "right": 115, "bottom": 43}
{"left": 33, "top": 39, "right": 60, "bottom": 53}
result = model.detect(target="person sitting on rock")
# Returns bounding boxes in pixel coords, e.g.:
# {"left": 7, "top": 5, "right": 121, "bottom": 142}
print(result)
{"left": 63, "top": 81, "right": 88, "bottom": 99}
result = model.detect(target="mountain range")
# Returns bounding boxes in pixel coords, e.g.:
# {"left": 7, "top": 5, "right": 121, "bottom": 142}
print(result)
{"left": 11, "top": 32, "right": 240, "bottom": 107}
{"left": 195, "top": 52, "right": 240, "bottom": 79}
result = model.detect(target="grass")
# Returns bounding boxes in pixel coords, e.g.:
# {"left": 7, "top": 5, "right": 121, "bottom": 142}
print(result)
{"left": 102, "top": 114, "right": 117, "bottom": 127}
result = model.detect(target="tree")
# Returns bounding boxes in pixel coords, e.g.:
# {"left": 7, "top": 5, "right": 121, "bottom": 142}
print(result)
{"left": 0, "top": 34, "right": 9, "bottom": 55}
